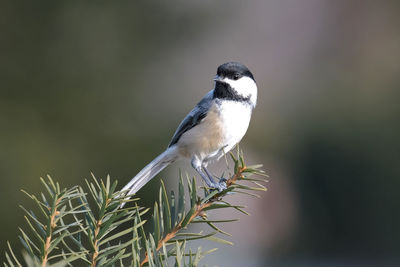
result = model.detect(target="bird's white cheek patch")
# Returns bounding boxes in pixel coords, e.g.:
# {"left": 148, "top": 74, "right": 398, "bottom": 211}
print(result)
{"left": 224, "top": 77, "right": 257, "bottom": 106}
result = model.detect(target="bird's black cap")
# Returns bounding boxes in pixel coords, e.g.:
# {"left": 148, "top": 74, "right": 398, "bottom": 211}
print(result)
{"left": 216, "top": 62, "right": 255, "bottom": 81}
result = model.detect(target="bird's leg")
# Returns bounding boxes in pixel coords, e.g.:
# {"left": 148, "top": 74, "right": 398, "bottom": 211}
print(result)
{"left": 203, "top": 166, "right": 227, "bottom": 191}
{"left": 202, "top": 164, "right": 216, "bottom": 184}
{"left": 191, "top": 158, "right": 215, "bottom": 188}
{"left": 194, "top": 159, "right": 226, "bottom": 191}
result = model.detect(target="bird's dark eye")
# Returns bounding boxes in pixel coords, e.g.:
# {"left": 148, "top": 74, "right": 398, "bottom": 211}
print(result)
{"left": 233, "top": 73, "right": 240, "bottom": 80}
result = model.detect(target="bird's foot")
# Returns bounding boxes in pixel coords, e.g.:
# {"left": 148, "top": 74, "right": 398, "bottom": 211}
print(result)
{"left": 211, "top": 178, "right": 227, "bottom": 192}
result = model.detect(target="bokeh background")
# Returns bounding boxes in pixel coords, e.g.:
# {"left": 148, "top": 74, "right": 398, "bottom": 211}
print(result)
{"left": 1, "top": 0, "right": 400, "bottom": 266}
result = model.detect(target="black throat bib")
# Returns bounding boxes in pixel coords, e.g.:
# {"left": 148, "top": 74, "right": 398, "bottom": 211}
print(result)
{"left": 213, "top": 81, "right": 251, "bottom": 104}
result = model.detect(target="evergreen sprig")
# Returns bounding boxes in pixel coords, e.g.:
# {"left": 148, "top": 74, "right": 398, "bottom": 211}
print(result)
{"left": 4, "top": 150, "right": 268, "bottom": 267}
{"left": 5, "top": 176, "right": 86, "bottom": 267}
{"left": 138, "top": 151, "right": 267, "bottom": 266}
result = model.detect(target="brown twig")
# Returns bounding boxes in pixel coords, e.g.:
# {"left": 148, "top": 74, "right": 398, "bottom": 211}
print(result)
{"left": 140, "top": 166, "right": 247, "bottom": 266}
{"left": 41, "top": 198, "right": 61, "bottom": 267}
{"left": 90, "top": 198, "right": 112, "bottom": 267}
{"left": 90, "top": 219, "right": 102, "bottom": 267}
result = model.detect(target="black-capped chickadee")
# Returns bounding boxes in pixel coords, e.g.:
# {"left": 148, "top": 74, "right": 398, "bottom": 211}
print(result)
{"left": 122, "top": 62, "right": 257, "bottom": 198}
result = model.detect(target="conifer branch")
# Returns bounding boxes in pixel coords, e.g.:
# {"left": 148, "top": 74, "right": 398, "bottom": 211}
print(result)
{"left": 139, "top": 151, "right": 267, "bottom": 266}
{"left": 4, "top": 150, "right": 268, "bottom": 267}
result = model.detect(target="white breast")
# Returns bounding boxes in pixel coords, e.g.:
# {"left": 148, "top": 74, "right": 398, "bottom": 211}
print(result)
{"left": 176, "top": 100, "right": 252, "bottom": 161}
{"left": 217, "top": 100, "right": 252, "bottom": 153}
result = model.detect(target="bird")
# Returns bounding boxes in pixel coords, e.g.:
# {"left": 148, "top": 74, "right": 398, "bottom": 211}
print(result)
{"left": 121, "top": 62, "right": 257, "bottom": 200}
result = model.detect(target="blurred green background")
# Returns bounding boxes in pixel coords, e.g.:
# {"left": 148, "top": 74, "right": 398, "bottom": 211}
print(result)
{"left": 1, "top": 0, "right": 400, "bottom": 266}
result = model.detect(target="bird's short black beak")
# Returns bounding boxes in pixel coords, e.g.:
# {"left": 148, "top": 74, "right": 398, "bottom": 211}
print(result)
{"left": 213, "top": 76, "right": 224, "bottom": 83}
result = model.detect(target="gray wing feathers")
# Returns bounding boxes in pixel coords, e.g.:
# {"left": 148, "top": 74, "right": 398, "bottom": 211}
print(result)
{"left": 168, "top": 90, "right": 214, "bottom": 147}
{"left": 120, "top": 90, "right": 214, "bottom": 206}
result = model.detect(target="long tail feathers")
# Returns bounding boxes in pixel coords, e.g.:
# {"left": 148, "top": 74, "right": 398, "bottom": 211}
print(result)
{"left": 120, "top": 147, "right": 178, "bottom": 207}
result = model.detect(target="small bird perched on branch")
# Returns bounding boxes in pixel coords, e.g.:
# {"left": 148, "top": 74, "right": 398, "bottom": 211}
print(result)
{"left": 122, "top": 62, "right": 257, "bottom": 199}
